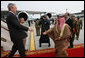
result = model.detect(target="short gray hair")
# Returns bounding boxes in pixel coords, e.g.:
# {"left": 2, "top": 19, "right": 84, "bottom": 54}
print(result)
{"left": 7, "top": 3, "right": 15, "bottom": 10}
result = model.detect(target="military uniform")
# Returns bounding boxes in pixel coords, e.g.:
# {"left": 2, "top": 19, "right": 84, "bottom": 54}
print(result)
{"left": 70, "top": 19, "right": 77, "bottom": 47}
{"left": 80, "top": 19, "right": 83, "bottom": 29}
{"left": 72, "top": 19, "right": 76, "bottom": 37}
{"left": 76, "top": 19, "right": 81, "bottom": 40}
{"left": 35, "top": 19, "right": 40, "bottom": 36}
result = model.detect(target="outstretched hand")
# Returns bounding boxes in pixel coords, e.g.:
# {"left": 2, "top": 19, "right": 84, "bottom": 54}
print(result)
{"left": 29, "top": 27, "right": 33, "bottom": 31}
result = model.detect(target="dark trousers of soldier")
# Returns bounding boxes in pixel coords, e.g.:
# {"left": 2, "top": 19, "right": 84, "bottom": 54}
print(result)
{"left": 70, "top": 32, "right": 75, "bottom": 48}
{"left": 80, "top": 25, "right": 82, "bottom": 29}
{"left": 8, "top": 39, "right": 25, "bottom": 57}
{"left": 36, "top": 28, "right": 40, "bottom": 36}
{"left": 76, "top": 29, "right": 80, "bottom": 40}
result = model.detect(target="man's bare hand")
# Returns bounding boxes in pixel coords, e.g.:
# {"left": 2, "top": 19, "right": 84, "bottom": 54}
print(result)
{"left": 29, "top": 27, "right": 33, "bottom": 31}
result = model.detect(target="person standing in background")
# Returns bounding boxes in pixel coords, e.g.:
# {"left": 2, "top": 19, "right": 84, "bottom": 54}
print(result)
{"left": 76, "top": 16, "right": 81, "bottom": 40}
{"left": 39, "top": 15, "right": 50, "bottom": 47}
{"left": 65, "top": 13, "right": 73, "bottom": 48}
{"left": 35, "top": 18, "right": 40, "bottom": 36}
{"left": 80, "top": 18, "right": 83, "bottom": 29}
{"left": 28, "top": 20, "right": 30, "bottom": 27}
{"left": 71, "top": 16, "right": 77, "bottom": 48}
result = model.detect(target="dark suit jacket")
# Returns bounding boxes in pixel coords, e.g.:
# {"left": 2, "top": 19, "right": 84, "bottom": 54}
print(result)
{"left": 65, "top": 18, "right": 73, "bottom": 32}
{"left": 6, "top": 12, "right": 29, "bottom": 42}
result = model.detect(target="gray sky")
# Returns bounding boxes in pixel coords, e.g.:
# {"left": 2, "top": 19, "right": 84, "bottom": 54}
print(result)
{"left": 1, "top": 1, "right": 84, "bottom": 14}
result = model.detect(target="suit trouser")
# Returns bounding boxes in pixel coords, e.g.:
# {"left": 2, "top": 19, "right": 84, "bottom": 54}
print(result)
{"left": 70, "top": 32, "right": 75, "bottom": 48}
{"left": 76, "top": 29, "right": 80, "bottom": 40}
{"left": 23, "top": 38, "right": 26, "bottom": 48}
{"left": 70, "top": 37, "right": 74, "bottom": 48}
{"left": 8, "top": 39, "right": 25, "bottom": 57}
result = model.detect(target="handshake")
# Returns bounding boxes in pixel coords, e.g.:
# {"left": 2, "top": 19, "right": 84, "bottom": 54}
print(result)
{"left": 28, "top": 27, "right": 33, "bottom": 31}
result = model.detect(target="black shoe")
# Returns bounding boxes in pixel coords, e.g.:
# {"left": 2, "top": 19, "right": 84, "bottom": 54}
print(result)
{"left": 76, "top": 37, "right": 78, "bottom": 40}
{"left": 48, "top": 44, "right": 51, "bottom": 47}
{"left": 8, "top": 55, "right": 13, "bottom": 57}
{"left": 39, "top": 46, "right": 41, "bottom": 47}
{"left": 20, "top": 54, "right": 26, "bottom": 57}
{"left": 39, "top": 45, "right": 41, "bottom": 47}
{"left": 48, "top": 45, "right": 50, "bottom": 47}
{"left": 68, "top": 46, "right": 73, "bottom": 48}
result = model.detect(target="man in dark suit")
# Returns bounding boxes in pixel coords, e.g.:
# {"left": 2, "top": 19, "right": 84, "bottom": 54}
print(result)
{"left": 6, "top": 3, "right": 33, "bottom": 57}
{"left": 65, "top": 13, "right": 73, "bottom": 48}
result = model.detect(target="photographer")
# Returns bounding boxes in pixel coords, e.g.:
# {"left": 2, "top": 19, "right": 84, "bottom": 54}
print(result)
{"left": 39, "top": 13, "right": 51, "bottom": 47}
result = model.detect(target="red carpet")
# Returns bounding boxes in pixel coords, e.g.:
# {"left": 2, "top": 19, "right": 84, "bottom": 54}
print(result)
{"left": 1, "top": 44, "right": 84, "bottom": 57}
{"left": 67, "top": 46, "right": 84, "bottom": 57}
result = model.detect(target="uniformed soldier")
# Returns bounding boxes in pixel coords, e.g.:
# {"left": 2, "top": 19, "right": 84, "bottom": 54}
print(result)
{"left": 76, "top": 16, "right": 81, "bottom": 40}
{"left": 80, "top": 19, "right": 83, "bottom": 29}
{"left": 28, "top": 20, "right": 31, "bottom": 27}
{"left": 70, "top": 16, "right": 77, "bottom": 48}
{"left": 35, "top": 18, "right": 40, "bottom": 36}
